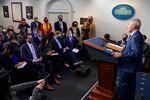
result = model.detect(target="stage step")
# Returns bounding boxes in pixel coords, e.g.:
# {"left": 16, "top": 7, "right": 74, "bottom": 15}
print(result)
{"left": 88, "top": 95, "right": 101, "bottom": 100}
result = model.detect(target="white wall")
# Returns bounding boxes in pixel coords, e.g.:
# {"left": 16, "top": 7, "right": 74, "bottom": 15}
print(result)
{"left": 0, "top": 0, "right": 150, "bottom": 43}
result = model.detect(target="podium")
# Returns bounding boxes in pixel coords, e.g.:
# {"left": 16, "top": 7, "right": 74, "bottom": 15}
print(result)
{"left": 83, "top": 37, "right": 119, "bottom": 100}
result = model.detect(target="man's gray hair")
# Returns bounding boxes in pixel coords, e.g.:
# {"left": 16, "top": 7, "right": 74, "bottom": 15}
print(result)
{"left": 132, "top": 18, "right": 141, "bottom": 30}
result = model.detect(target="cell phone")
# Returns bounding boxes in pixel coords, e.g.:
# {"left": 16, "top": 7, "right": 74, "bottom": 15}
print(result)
{"left": 44, "top": 73, "right": 51, "bottom": 81}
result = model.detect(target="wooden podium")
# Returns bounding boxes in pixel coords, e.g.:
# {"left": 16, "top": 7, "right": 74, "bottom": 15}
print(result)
{"left": 83, "top": 37, "right": 119, "bottom": 100}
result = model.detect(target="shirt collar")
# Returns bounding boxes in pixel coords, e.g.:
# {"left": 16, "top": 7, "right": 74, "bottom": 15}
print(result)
{"left": 54, "top": 36, "right": 58, "bottom": 39}
{"left": 27, "top": 42, "right": 32, "bottom": 46}
{"left": 130, "top": 30, "right": 138, "bottom": 37}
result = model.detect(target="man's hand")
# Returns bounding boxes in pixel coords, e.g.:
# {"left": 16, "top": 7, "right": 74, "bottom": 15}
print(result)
{"left": 113, "top": 52, "right": 122, "bottom": 58}
{"left": 37, "top": 79, "right": 45, "bottom": 84}
{"left": 47, "top": 51, "right": 52, "bottom": 56}
{"left": 65, "top": 47, "right": 70, "bottom": 50}
{"left": 15, "top": 61, "right": 27, "bottom": 69}
{"left": 36, "top": 79, "right": 45, "bottom": 90}
{"left": 35, "top": 57, "right": 43, "bottom": 62}
{"left": 63, "top": 47, "right": 70, "bottom": 52}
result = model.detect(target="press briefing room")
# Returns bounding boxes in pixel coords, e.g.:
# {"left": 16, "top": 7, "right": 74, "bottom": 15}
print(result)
{"left": 0, "top": 0, "right": 150, "bottom": 100}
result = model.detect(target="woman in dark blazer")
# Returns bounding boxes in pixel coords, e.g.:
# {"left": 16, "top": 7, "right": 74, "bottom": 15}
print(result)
{"left": 1, "top": 43, "right": 34, "bottom": 85}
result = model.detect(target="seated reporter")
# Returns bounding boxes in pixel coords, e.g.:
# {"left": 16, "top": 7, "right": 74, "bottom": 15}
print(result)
{"left": 116, "top": 33, "right": 128, "bottom": 47}
{"left": 64, "top": 31, "right": 78, "bottom": 50}
{"left": 29, "top": 79, "right": 51, "bottom": 100}
{"left": 51, "top": 31, "right": 78, "bottom": 69}
{"left": 0, "top": 74, "right": 49, "bottom": 100}
{"left": 20, "top": 34, "right": 54, "bottom": 90}
{"left": 1, "top": 43, "right": 34, "bottom": 85}
{"left": 64, "top": 31, "right": 81, "bottom": 63}
{"left": 10, "top": 79, "right": 51, "bottom": 100}
{"left": 141, "top": 34, "right": 150, "bottom": 73}
{"left": 39, "top": 36, "right": 61, "bottom": 84}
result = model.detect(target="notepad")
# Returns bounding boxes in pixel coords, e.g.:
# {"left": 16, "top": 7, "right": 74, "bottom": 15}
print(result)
{"left": 72, "top": 48, "right": 79, "bottom": 53}
{"left": 51, "top": 53, "right": 59, "bottom": 56}
{"left": 17, "top": 62, "right": 27, "bottom": 69}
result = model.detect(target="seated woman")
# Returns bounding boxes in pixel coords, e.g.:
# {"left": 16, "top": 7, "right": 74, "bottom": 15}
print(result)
{"left": 1, "top": 43, "right": 35, "bottom": 85}
{"left": 39, "top": 36, "right": 61, "bottom": 84}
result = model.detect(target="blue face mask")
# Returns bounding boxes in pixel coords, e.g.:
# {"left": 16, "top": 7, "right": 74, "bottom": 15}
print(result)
{"left": 69, "top": 33, "right": 73, "bottom": 37}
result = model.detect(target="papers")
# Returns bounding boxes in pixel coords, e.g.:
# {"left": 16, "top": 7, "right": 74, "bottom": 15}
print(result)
{"left": 15, "top": 61, "right": 27, "bottom": 69}
{"left": 72, "top": 48, "right": 79, "bottom": 53}
{"left": 106, "top": 43, "right": 123, "bottom": 52}
{"left": 106, "top": 48, "right": 113, "bottom": 52}
{"left": 51, "top": 53, "right": 59, "bottom": 56}
{"left": 104, "top": 49, "right": 113, "bottom": 55}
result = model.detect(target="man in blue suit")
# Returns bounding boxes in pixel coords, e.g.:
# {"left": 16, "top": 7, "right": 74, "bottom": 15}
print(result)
{"left": 113, "top": 18, "right": 144, "bottom": 100}
{"left": 64, "top": 32, "right": 78, "bottom": 50}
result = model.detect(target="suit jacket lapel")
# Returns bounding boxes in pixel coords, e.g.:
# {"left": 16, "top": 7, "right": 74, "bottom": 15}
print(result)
{"left": 122, "top": 34, "right": 133, "bottom": 51}
{"left": 26, "top": 43, "right": 33, "bottom": 59}
{"left": 123, "top": 32, "right": 138, "bottom": 51}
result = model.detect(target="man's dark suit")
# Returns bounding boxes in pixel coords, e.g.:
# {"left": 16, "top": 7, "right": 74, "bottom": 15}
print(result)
{"left": 21, "top": 43, "right": 40, "bottom": 63}
{"left": 116, "top": 40, "right": 127, "bottom": 46}
{"left": 51, "top": 38, "right": 64, "bottom": 54}
{"left": 64, "top": 36, "right": 78, "bottom": 49}
{"left": 20, "top": 43, "right": 46, "bottom": 79}
{"left": 0, "top": 40, "right": 4, "bottom": 53}
{"left": 54, "top": 21, "right": 67, "bottom": 33}
{"left": 51, "top": 38, "right": 78, "bottom": 66}
{"left": 118, "top": 31, "right": 144, "bottom": 100}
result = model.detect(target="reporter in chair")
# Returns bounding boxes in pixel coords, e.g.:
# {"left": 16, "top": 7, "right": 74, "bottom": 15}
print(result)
{"left": 113, "top": 18, "right": 144, "bottom": 100}
{"left": 29, "top": 79, "right": 51, "bottom": 100}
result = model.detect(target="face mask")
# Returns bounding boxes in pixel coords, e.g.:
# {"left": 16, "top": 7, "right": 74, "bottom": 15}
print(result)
{"left": 88, "top": 19, "right": 92, "bottom": 23}
{"left": 44, "top": 19, "right": 48, "bottom": 23}
{"left": 73, "top": 24, "right": 77, "bottom": 27}
{"left": 35, "top": 19, "right": 38, "bottom": 22}
{"left": 59, "top": 18, "right": 63, "bottom": 21}
{"left": 69, "top": 33, "right": 73, "bottom": 37}
{"left": 22, "top": 21, "right": 26, "bottom": 24}
{"left": 123, "top": 38, "right": 127, "bottom": 41}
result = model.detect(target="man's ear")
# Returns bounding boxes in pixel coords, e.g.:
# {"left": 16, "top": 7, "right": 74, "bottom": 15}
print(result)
{"left": 132, "top": 24, "right": 137, "bottom": 29}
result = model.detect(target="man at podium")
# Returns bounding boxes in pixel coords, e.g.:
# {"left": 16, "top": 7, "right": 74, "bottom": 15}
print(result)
{"left": 113, "top": 18, "right": 144, "bottom": 100}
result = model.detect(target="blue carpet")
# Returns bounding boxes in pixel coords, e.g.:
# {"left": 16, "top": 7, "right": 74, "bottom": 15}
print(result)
{"left": 136, "top": 72, "right": 150, "bottom": 100}
{"left": 82, "top": 72, "right": 150, "bottom": 100}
